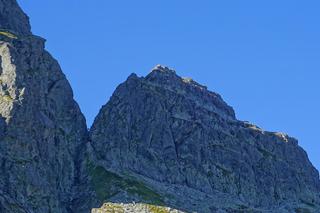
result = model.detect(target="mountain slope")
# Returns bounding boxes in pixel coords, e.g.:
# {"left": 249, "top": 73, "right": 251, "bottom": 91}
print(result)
{"left": 0, "top": 1, "right": 94, "bottom": 212}
{"left": 1, "top": 1, "right": 319, "bottom": 212}
{"left": 90, "top": 65, "right": 320, "bottom": 212}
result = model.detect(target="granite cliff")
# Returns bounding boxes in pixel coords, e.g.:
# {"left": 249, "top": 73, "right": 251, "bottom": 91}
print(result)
{"left": 90, "top": 66, "right": 320, "bottom": 212}
{"left": 0, "top": 0, "right": 31, "bottom": 36}
{"left": 0, "top": 0, "right": 93, "bottom": 212}
{"left": 0, "top": 1, "right": 319, "bottom": 213}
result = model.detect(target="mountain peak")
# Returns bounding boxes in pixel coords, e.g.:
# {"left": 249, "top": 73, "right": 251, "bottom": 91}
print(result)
{"left": 91, "top": 66, "right": 320, "bottom": 212}
{"left": 148, "top": 65, "right": 206, "bottom": 90}
{"left": 150, "top": 64, "right": 176, "bottom": 74}
{"left": 0, "top": 0, "right": 31, "bottom": 35}
{"left": 143, "top": 65, "right": 236, "bottom": 119}
{"left": 146, "top": 64, "right": 181, "bottom": 86}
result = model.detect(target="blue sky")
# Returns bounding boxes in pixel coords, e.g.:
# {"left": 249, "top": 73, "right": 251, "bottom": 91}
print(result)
{"left": 18, "top": 0, "right": 320, "bottom": 171}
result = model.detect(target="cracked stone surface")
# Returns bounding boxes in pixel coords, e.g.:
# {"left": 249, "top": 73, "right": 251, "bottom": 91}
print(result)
{"left": 90, "top": 65, "right": 320, "bottom": 212}
{"left": 0, "top": 36, "right": 95, "bottom": 213}
{"left": 0, "top": 1, "right": 94, "bottom": 212}
{"left": 1, "top": 1, "right": 320, "bottom": 213}
{"left": 0, "top": 0, "right": 31, "bottom": 35}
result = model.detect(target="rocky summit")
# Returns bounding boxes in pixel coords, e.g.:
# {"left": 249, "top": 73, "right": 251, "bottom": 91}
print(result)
{"left": 90, "top": 65, "right": 320, "bottom": 212}
{"left": 0, "top": 1, "right": 320, "bottom": 213}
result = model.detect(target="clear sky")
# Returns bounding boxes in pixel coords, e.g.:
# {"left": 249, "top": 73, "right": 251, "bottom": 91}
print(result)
{"left": 18, "top": 0, "right": 320, "bottom": 171}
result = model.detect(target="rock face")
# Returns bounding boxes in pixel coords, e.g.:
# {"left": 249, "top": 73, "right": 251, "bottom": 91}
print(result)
{"left": 90, "top": 65, "right": 320, "bottom": 212}
{"left": 1, "top": 1, "right": 320, "bottom": 213}
{"left": 0, "top": 0, "right": 31, "bottom": 35}
{"left": 0, "top": 1, "right": 93, "bottom": 212}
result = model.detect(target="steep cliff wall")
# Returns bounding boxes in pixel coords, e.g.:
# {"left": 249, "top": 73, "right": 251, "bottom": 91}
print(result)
{"left": 0, "top": 0, "right": 31, "bottom": 35}
{"left": 1, "top": 1, "right": 319, "bottom": 212}
{"left": 0, "top": 1, "right": 93, "bottom": 212}
{"left": 90, "top": 66, "right": 320, "bottom": 212}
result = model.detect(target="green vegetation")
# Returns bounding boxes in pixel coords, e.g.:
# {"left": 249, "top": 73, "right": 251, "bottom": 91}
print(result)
{"left": 147, "top": 204, "right": 170, "bottom": 213}
{"left": 93, "top": 203, "right": 171, "bottom": 213}
{"left": 88, "top": 164, "right": 123, "bottom": 201}
{"left": 96, "top": 203, "right": 125, "bottom": 212}
{"left": 0, "top": 31, "right": 18, "bottom": 39}
{"left": 1, "top": 94, "right": 13, "bottom": 102}
{"left": 127, "top": 179, "right": 164, "bottom": 205}
{"left": 87, "top": 161, "right": 164, "bottom": 205}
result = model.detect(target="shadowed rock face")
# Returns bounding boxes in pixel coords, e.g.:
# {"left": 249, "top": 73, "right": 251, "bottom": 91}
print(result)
{"left": 90, "top": 65, "right": 320, "bottom": 212}
{"left": 0, "top": 37, "right": 93, "bottom": 213}
{"left": 0, "top": 1, "right": 94, "bottom": 213}
{"left": 0, "top": 0, "right": 31, "bottom": 35}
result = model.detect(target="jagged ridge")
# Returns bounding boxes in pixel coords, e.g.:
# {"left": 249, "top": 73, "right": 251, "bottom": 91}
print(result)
{"left": 0, "top": 1, "right": 319, "bottom": 213}
{"left": 90, "top": 65, "right": 320, "bottom": 212}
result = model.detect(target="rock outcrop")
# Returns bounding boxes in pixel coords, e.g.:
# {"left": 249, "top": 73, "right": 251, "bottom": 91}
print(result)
{"left": 0, "top": 0, "right": 31, "bottom": 35}
{"left": 1, "top": 1, "right": 320, "bottom": 213}
{"left": 0, "top": 1, "right": 93, "bottom": 212}
{"left": 90, "top": 65, "right": 320, "bottom": 212}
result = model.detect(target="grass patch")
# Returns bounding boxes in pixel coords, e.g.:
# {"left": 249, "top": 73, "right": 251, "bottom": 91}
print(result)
{"left": 147, "top": 204, "right": 170, "bottom": 213}
{"left": 1, "top": 95, "right": 13, "bottom": 102}
{"left": 89, "top": 165, "right": 124, "bottom": 201}
{"left": 0, "top": 31, "right": 18, "bottom": 39}
{"left": 87, "top": 161, "right": 164, "bottom": 205}
{"left": 125, "top": 178, "right": 164, "bottom": 205}
{"left": 93, "top": 203, "right": 173, "bottom": 213}
{"left": 94, "top": 203, "right": 124, "bottom": 212}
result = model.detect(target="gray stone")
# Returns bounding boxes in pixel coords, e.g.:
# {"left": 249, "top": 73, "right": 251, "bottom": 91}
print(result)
{"left": 90, "top": 65, "right": 320, "bottom": 212}
{"left": 1, "top": 1, "right": 320, "bottom": 212}
{"left": 0, "top": 0, "right": 31, "bottom": 35}
{"left": 0, "top": 4, "right": 94, "bottom": 211}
